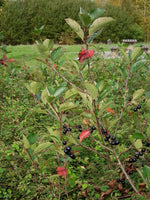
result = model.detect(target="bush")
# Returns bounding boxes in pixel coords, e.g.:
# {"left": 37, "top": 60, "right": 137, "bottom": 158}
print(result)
{"left": 96, "top": 4, "right": 145, "bottom": 43}
{"left": 0, "top": 0, "right": 96, "bottom": 45}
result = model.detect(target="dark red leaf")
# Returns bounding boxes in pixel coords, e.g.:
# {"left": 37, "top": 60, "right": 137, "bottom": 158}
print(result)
{"left": 78, "top": 47, "right": 94, "bottom": 63}
{"left": 57, "top": 166, "right": 67, "bottom": 178}
{"left": 80, "top": 130, "right": 91, "bottom": 142}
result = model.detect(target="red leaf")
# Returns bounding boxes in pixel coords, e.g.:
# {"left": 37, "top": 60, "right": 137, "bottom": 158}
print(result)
{"left": 54, "top": 64, "right": 57, "bottom": 68}
{"left": 6, "top": 59, "right": 16, "bottom": 63}
{"left": 78, "top": 47, "right": 94, "bottom": 63}
{"left": 80, "top": 130, "right": 91, "bottom": 142}
{"left": 105, "top": 107, "right": 115, "bottom": 114}
{"left": 57, "top": 166, "right": 67, "bottom": 178}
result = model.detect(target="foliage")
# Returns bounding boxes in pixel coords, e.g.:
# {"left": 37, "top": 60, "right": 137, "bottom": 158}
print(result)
{"left": 0, "top": 7, "right": 150, "bottom": 200}
{"left": 0, "top": 0, "right": 96, "bottom": 45}
{"left": 96, "top": 4, "right": 145, "bottom": 43}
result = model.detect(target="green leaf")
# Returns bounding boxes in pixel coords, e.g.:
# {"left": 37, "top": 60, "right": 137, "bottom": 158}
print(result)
{"left": 119, "top": 48, "right": 130, "bottom": 64}
{"left": 146, "top": 126, "right": 150, "bottom": 138}
{"left": 65, "top": 18, "right": 84, "bottom": 41}
{"left": 59, "top": 102, "right": 77, "bottom": 112}
{"left": 131, "top": 47, "right": 143, "bottom": 62}
{"left": 130, "top": 59, "right": 148, "bottom": 73}
{"left": 132, "top": 89, "right": 144, "bottom": 101}
{"left": 132, "top": 133, "right": 145, "bottom": 139}
{"left": 84, "top": 82, "right": 98, "bottom": 99}
{"left": 43, "top": 39, "right": 54, "bottom": 50}
{"left": 51, "top": 47, "right": 63, "bottom": 62}
{"left": 134, "top": 139, "right": 143, "bottom": 150}
{"left": 36, "top": 42, "right": 49, "bottom": 57}
{"left": 87, "top": 29, "right": 102, "bottom": 43}
{"left": 46, "top": 126, "right": 60, "bottom": 143}
{"left": 119, "top": 65, "right": 127, "bottom": 80}
{"left": 34, "top": 142, "right": 53, "bottom": 154}
{"left": 23, "top": 134, "right": 30, "bottom": 149}
{"left": 99, "top": 101, "right": 114, "bottom": 115}
{"left": 96, "top": 81, "right": 106, "bottom": 92}
{"left": 67, "top": 135, "right": 77, "bottom": 145}
{"left": 82, "top": 183, "right": 88, "bottom": 189}
{"left": 54, "top": 86, "right": 68, "bottom": 97}
{"left": 79, "top": 92, "right": 93, "bottom": 111}
{"left": 25, "top": 81, "right": 40, "bottom": 95}
{"left": 143, "top": 165, "right": 150, "bottom": 178}
{"left": 64, "top": 88, "right": 78, "bottom": 100}
{"left": 89, "top": 8, "right": 105, "bottom": 22}
{"left": 89, "top": 17, "right": 114, "bottom": 36}
{"left": 79, "top": 8, "right": 91, "bottom": 26}
{"left": 100, "top": 185, "right": 110, "bottom": 192}
{"left": 146, "top": 99, "right": 150, "bottom": 110}
{"left": 27, "top": 133, "right": 39, "bottom": 145}
{"left": 41, "top": 87, "right": 50, "bottom": 104}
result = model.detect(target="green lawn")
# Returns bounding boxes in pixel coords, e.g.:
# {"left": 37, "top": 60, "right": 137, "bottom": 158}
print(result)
{"left": 6, "top": 42, "right": 150, "bottom": 66}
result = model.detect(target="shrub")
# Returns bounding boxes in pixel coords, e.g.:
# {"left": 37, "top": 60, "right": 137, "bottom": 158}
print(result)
{"left": 0, "top": 0, "right": 96, "bottom": 45}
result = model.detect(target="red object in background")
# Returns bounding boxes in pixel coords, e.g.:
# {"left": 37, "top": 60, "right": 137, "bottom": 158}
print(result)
{"left": 80, "top": 130, "right": 91, "bottom": 142}
{"left": 78, "top": 47, "right": 94, "bottom": 63}
{"left": 57, "top": 166, "right": 67, "bottom": 178}
{"left": 0, "top": 54, "right": 16, "bottom": 66}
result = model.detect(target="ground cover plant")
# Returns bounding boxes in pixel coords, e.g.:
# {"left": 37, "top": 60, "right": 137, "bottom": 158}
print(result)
{"left": 0, "top": 7, "right": 150, "bottom": 200}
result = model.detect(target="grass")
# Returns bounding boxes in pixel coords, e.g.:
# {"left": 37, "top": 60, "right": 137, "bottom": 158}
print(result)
{"left": 6, "top": 42, "right": 150, "bottom": 66}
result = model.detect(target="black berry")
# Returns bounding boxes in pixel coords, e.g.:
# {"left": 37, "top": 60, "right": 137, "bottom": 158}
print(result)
{"left": 104, "top": 137, "right": 109, "bottom": 142}
{"left": 66, "top": 146, "right": 71, "bottom": 151}
{"left": 141, "top": 148, "right": 146, "bottom": 153}
{"left": 63, "top": 124, "right": 67, "bottom": 128}
{"left": 137, "top": 105, "right": 141, "bottom": 109}
{"left": 63, "top": 128, "right": 68, "bottom": 134}
{"left": 77, "top": 135, "right": 80, "bottom": 139}
{"left": 68, "top": 128, "right": 72, "bottom": 132}
{"left": 135, "top": 153, "right": 139, "bottom": 158}
{"left": 79, "top": 128, "right": 82, "bottom": 132}
{"left": 111, "top": 141, "right": 116, "bottom": 145}
{"left": 105, "top": 134, "right": 111, "bottom": 139}
{"left": 111, "top": 136, "right": 116, "bottom": 140}
{"left": 70, "top": 154, "right": 76, "bottom": 159}
{"left": 132, "top": 158, "right": 137, "bottom": 162}
{"left": 129, "top": 158, "right": 133, "bottom": 163}
{"left": 133, "top": 108, "right": 138, "bottom": 112}
{"left": 77, "top": 125, "right": 82, "bottom": 129}
{"left": 103, "top": 130, "right": 107, "bottom": 134}
{"left": 116, "top": 178, "right": 120, "bottom": 183}
{"left": 129, "top": 171, "right": 133, "bottom": 175}
{"left": 63, "top": 141, "right": 67, "bottom": 145}
{"left": 115, "top": 140, "right": 120, "bottom": 145}
{"left": 139, "top": 151, "right": 143, "bottom": 156}
{"left": 145, "top": 142, "right": 150, "bottom": 147}
{"left": 64, "top": 146, "right": 71, "bottom": 154}
{"left": 91, "top": 126, "right": 96, "bottom": 131}
{"left": 120, "top": 179, "right": 125, "bottom": 185}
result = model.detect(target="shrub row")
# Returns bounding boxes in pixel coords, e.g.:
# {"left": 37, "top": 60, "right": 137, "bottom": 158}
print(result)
{"left": 0, "top": 0, "right": 145, "bottom": 45}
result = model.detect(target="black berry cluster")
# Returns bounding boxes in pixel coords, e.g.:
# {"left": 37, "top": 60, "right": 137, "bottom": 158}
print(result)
{"left": 64, "top": 146, "right": 76, "bottom": 159}
{"left": 77, "top": 125, "right": 82, "bottom": 132}
{"left": 90, "top": 126, "right": 96, "bottom": 133}
{"left": 63, "top": 124, "right": 71, "bottom": 134}
{"left": 101, "top": 128, "right": 120, "bottom": 146}
{"left": 133, "top": 105, "right": 141, "bottom": 112}
{"left": 128, "top": 148, "right": 146, "bottom": 163}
